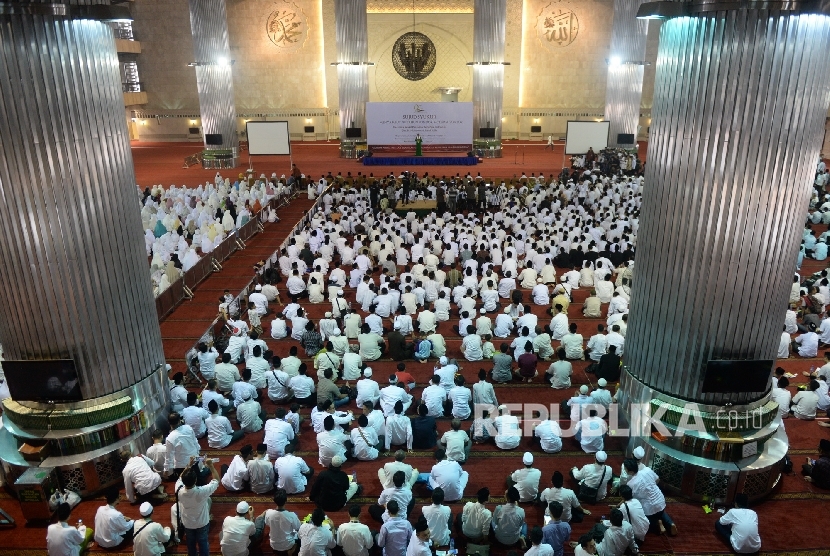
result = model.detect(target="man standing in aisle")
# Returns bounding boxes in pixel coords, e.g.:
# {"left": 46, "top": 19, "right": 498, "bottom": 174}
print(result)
{"left": 176, "top": 456, "right": 221, "bottom": 556}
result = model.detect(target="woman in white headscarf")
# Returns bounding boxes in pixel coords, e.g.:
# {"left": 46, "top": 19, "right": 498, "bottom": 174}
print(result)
{"left": 182, "top": 248, "right": 200, "bottom": 272}
{"left": 221, "top": 210, "right": 235, "bottom": 232}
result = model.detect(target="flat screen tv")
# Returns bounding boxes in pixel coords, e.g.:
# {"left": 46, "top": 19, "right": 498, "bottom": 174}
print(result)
{"left": 4, "top": 359, "right": 82, "bottom": 402}
{"left": 205, "top": 133, "right": 223, "bottom": 145}
{"left": 479, "top": 127, "right": 496, "bottom": 138}
{"left": 345, "top": 127, "right": 362, "bottom": 138}
{"left": 701, "top": 359, "right": 773, "bottom": 394}
{"left": 304, "top": 126, "right": 315, "bottom": 133}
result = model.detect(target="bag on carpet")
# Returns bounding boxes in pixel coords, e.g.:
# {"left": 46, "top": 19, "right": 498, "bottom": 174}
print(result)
{"left": 467, "top": 543, "right": 491, "bottom": 556}
{"left": 49, "top": 488, "right": 81, "bottom": 511}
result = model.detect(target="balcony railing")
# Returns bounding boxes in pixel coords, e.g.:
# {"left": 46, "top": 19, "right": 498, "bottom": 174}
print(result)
{"left": 122, "top": 82, "right": 144, "bottom": 93}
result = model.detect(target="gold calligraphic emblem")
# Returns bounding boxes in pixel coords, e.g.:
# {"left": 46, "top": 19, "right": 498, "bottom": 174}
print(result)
{"left": 266, "top": 0, "right": 308, "bottom": 50}
{"left": 536, "top": 0, "right": 579, "bottom": 49}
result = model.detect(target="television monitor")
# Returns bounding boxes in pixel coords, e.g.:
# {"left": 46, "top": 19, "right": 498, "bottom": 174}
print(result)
{"left": 479, "top": 127, "right": 496, "bottom": 138}
{"left": 205, "top": 133, "right": 223, "bottom": 145}
{"left": 617, "top": 133, "right": 635, "bottom": 144}
{"left": 4, "top": 359, "right": 82, "bottom": 402}
{"left": 530, "top": 125, "right": 542, "bottom": 133}
{"left": 701, "top": 360, "right": 774, "bottom": 394}
{"left": 188, "top": 127, "right": 200, "bottom": 134}
{"left": 304, "top": 126, "right": 315, "bottom": 133}
{"left": 345, "top": 127, "right": 362, "bottom": 138}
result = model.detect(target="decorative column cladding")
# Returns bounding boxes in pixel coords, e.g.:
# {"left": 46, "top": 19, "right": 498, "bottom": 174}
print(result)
{"left": 619, "top": 3, "right": 830, "bottom": 502}
{"left": 335, "top": 0, "right": 369, "bottom": 142}
{"left": 472, "top": 0, "right": 506, "bottom": 140}
{"left": 188, "top": 0, "right": 238, "bottom": 153}
{"left": 604, "top": 0, "right": 648, "bottom": 147}
{"left": 0, "top": 2, "right": 166, "bottom": 401}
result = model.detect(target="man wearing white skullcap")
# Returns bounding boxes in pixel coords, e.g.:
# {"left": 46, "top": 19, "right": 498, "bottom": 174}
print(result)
{"left": 356, "top": 367, "right": 381, "bottom": 407}
{"left": 570, "top": 450, "right": 612, "bottom": 504}
{"left": 616, "top": 446, "right": 647, "bottom": 490}
{"left": 309, "top": 454, "right": 362, "bottom": 511}
{"left": 220, "top": 501, "right": 267, "bottom": 556}
{"left": 591, "top": 378, "right": 613, "bottom": 410}
{"left": 507, "top": 452, "right": 542, "bottom": 502}
{"left": 132, "top": 502, "right": 171, "bottom": 556}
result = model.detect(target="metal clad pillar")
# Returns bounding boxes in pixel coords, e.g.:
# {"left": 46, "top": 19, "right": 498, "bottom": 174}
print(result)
{"left": 626, "top": 8, "right": 830, "bottom": 406}
{"left": 335, "top": 0, "right": 369, "bottom": 141}
{"left": 0, "top": 2, "right": 166, "bottom": 400}
{"left": 604, "top": 0, "right": 649, "bottom": 147}
{"left": 472, "top": 0, "right": 506, "bottom": 140}
{"left": 188, "top": 0, "right": 238, "bottom": 154}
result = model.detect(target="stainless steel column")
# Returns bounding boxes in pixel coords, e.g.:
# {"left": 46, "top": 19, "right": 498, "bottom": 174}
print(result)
{"left": 604, "top": 0, "right": 648, "bottom": 147}
{"left": 188, "top": 0, "right": 238, "bottom": 154}
{"left": 619, "top": 3, "right": 830, "bottom": 502}
{"left": 626, "top": 8, "right": 830, "bottom": 406}
{"left": 472, "top": 0, "right": 506, "bottom": 140}
{"left": 335, "top": 0, "right": 369, "bottom": 142}
{"left": 0, "top": 3, "right": 166, "bottom": 400}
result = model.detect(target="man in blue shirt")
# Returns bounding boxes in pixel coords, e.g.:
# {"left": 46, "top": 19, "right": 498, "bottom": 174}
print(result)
{"left": 542, "top": 501, "right": 571, "bottom": 556}
{"left": 377, "top": 500, "right": 412, "bottom": 556}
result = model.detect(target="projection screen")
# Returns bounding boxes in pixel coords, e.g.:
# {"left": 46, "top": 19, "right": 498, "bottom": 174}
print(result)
{"left": 565, "top": 121, "right": 610, "bottom": 154}
{"left": 246, "top": 121, "right": 291, "bottom": 155}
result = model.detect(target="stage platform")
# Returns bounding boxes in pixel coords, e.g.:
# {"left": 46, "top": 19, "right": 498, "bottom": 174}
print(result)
{"left": 392, "top": 200, "right": 437, "bottom": 217}
{"left": 363, "top": 154, "right": 477, "bottom": 166}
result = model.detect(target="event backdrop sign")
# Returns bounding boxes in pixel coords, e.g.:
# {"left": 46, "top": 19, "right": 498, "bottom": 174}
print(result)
{"left": 366, "top": 102, "right": 473, "bottom": 152}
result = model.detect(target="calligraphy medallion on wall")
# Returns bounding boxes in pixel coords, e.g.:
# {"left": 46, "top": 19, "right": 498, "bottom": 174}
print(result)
{"left": 536, "top": 0, "right": 579, "bottom": 50}
{"left": 266, "top": 0, "right": 308, "bottom": 50}
{"left": 392, "top": 32, "right": 437, "bottom": 81}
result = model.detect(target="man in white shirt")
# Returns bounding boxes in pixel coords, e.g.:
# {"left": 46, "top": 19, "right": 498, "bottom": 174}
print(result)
{"left": 264, "top": 489, "right": 302, "bottom": 553}
{"left": 421, "top": 488, "right": 452, "bottom": 547}
{"left": 606, "top": 325, "right": 625, "bottom": 355}
{"left": 337, "top": 505, "right": 374, "bottom": 556}
{"left": 380, "top": 376, "right": 413, "bottom": 416}
{"left": 458, "top": 488, "right": 492, "bottom": 542}
{"left": 771, "top": 377, "right": 792, "bottom": 419}
{"left": 248, "top": 443, "right": 276, "bottom": 495}
{"left": 378, "top": 449, "right": 420, "bottom": 490}
{"left": 206, "top": 399, "right": 245, "bottom": 449}
{"left": 220, "top": 501, "right": 266, "bottom": 556}
{"left": 570, "top": 451, "right": 612, "bottom": 502}
{"left": 791, "top": 380, "right": 820, "bottom": 419}
{"left": 416, "top": 448, "right": 469, "bottom": 502}
{"left": 585, "top": 324, "right": 607, "bottom": 363}
{"left": 385, "top": 401, "right": 414, "bottom": 450}
{"left": 132, "top": 503, "right": 171, "bottom": 556}
{"left": 221, "top": 444, "right": 254, "bottom": 492}
{"left": 795, "top": 323, "right": 820, "bottom": 357}
{"left": 716, "top": 494, "right": 761, "bottom": 554}
{"left": 508, "top": 452, "right": 542, "bottom": 502}
{"left": 448, "top": 375, "right": 473, "bottom": 419}
{"left": 560, "top": 323, "right": 584, "bottom": 360}
{"left": 164, "top": 413, "right": 201, "bottom": 478}
{"left": 121, "top": 449, "right": 166, "bottom": 504}
{"left": 624, "top": 459, "right": 676, "bottom": 536}
{"left": 370, "top": 470, "right": 415, "bottom": 522}
{"left": 288, "top": 365, "right": 316, "bottom": 407}
{"left": 575, "top": 408, "right": 607, "bottom": 453}
{"left": 440, "top": 419, "right": 471, "bottom": 463}
{"left": 421, "top": 375, "right": 448, "bottom": 417}
{"left": 181, "top": 393, "right": 210, "bottom": 438}
{"left": 534, "top": 419, "right": 563, "bottom": 453}
{"left": 93, "top": 489, "right": 134, "bottom": 548}
{"left": 549, "top": 304, "right": 569, "bottom": 341}
{"left": 539, "top": 471, "right": 588, "bottom": 523}
{"left": 250, "top": 285, "right": 269, "bottom": 315}
{"left": 47, "top": 502, "right": 94, "bottom": 556}
{"left": 176, "top": 457, "right": 220, "bottom": 556}
{"left": 494, "top": 404, "right": 521, "bottom": 449}
{"left": 356, "top": 368, "right": 381, "bottom": 407}
{"left": 616, "top": 485, "right": 649, "bottom": 541}
{"left": 351, "top": 415, "right": 380, "bottom": 461}
{"left": 275, "top": 444, "right": 314, "bottom": 493}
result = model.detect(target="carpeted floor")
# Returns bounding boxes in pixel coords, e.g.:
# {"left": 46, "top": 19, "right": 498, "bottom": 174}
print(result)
{"left": 3, "top": 144, "right": 830, "bottom": 556}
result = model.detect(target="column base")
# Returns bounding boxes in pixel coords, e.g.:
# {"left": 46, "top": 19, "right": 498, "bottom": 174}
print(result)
{"left": 618, "top": 370, "right": 788, "bottom": 504}
{"left": 0, "top": 368, "right": 168, "bottom": 498}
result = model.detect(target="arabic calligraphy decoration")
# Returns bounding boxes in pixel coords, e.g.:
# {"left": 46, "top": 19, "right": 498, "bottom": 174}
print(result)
{"left": 392, "top": 32, "right": 437, "bottom": 81}
{"left": 536, "top": 0, "right": 579, "bottom": 50}
{"left": 266, "top": 0, "right": 308, "bottom": 50}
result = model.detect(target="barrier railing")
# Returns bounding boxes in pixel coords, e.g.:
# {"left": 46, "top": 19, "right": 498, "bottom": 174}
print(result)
{"left": 180, "top": 183, "right": 328, "bottom": 369}
{"left": 153, "top": 187, "right": 293, "bottom": 321}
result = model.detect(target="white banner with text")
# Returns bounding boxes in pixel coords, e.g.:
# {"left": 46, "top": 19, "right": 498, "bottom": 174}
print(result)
{"left": 366, "top": 102, "right": 474, "bottom": 153}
